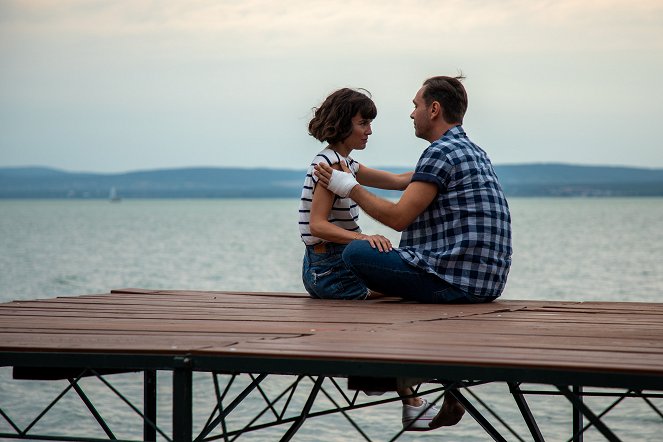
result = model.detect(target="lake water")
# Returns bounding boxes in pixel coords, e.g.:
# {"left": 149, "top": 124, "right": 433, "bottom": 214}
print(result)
{"left": 1, "top": 198, "right": 662, "bottom": 441}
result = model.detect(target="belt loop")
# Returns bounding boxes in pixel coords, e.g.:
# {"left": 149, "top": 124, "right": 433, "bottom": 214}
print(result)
{"left": 313, "top": 242, "right": 327, "bottom": 254}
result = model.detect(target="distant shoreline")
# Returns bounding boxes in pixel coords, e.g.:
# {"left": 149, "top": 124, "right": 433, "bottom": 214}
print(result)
{"left": 2, "top": 195, "right": 663, "bottom": 200}
{"left": 2, "top": 164, "right": 663, "bottom": 198}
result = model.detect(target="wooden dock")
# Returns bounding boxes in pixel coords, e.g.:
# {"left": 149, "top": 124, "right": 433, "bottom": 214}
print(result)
{"left": 1, "top": 288, "right": 663, "bottom": 441}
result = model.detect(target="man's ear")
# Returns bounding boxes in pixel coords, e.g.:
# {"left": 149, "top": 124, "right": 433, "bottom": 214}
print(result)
{"left": 430, "top": 101, "right": 442, "bottom": 120}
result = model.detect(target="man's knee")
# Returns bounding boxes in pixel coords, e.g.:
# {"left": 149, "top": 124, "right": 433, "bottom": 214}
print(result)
{"left": 342, "top": 240, "right": 373, "bottom": 269}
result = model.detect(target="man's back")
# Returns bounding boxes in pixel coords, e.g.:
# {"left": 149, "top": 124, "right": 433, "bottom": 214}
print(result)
{"left": 397, "top": 126, "right": 512, "bottom": 299}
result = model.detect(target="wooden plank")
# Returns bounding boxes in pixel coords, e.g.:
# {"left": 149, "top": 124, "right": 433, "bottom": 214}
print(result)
{"left": 1, "top": 290, "right": 662, "bottom": 386}
{"left": 109, "top": 288, "right": 310, "bottom": 299}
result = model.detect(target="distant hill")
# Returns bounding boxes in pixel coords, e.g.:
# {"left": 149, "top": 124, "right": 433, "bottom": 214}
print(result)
{"left": 495, "top": 164, "right": 663, "bottom": 197}
{"left": 1, "top": 164, "right": 663, "bottom": 198}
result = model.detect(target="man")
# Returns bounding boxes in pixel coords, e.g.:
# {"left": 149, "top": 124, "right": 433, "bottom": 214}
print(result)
{"left": 315, "top": 76, "right": 512, "bottom": 429}
{"left": 315, "top": 75, "right": 511, "bottom": 303}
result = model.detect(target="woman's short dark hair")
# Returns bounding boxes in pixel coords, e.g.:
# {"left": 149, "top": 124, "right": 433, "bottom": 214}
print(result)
{"left": 308, "top": 88, "right": 377, "bottom": 144}
{"left": 422, "top": 75, "right": 468, "bottom": 124}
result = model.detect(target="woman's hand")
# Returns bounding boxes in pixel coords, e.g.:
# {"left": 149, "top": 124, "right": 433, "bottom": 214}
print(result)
{"left": 356, "top": 233, "right": 393, "bottom": 252}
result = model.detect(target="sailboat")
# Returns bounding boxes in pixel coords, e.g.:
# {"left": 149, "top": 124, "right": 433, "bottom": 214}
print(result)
{"left": 109, "top": 187, "right": 121, "bottom": 202}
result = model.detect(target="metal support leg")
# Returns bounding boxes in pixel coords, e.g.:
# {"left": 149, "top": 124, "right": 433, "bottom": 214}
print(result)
{"left": 173, "top": 366, "right": 193, "bottom": 442}
{"left": 635, "top": 389, "right": 663, "bottom": 419}
{"left": 572, "top": 385, "right": 583, "bottom": 442}
{"left": 197, "top": 373, "right": 268, "bottom": 441}
{"left": 509, "top": 382, "right": 545, "bottom": 442}
{"left": 69, "top": 378, "right": 116, "bottom": 439}
{"left": 557, "top": 386, "right": 619, "bottom": 442}
{"left": 144, "top": 370, "right": 157, "bottom": 442}
{"left": 280, "top": 376, "right": 324, "bottom": 442}
{"left": 451, "top": 388, "right": 508, "bottom": 442}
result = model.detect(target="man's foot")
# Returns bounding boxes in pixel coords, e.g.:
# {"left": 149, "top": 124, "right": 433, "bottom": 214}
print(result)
{"left": 362, "top": 390, "right": 385, "bottom": 396}
{"left": 429, "top": 393, "right": 465, "bottom": 429}
{"left": 366, "top": 290, "right": 386, "bottom": 299}
{"left": 402, "top": 398, "right": 440, "bottom": 431}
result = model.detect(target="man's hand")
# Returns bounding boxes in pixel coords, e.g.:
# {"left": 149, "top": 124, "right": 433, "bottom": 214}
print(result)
{"left": 314, "top": 161, "right": 358, "bottom": 198}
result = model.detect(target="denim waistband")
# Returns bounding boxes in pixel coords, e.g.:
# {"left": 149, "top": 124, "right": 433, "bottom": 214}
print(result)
{"left": 305, "top": 242, "right": 347, "bottom": 255}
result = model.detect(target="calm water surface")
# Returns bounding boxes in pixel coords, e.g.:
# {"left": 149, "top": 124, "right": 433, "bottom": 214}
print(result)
{"left": 1, "top": 198, "right": 662, "bottom": 441}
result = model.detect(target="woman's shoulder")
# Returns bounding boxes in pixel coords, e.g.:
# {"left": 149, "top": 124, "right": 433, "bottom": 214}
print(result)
{"left": 309, "top": 148, "right": 359, "bottom": 174}
{"left": 311, "top": 148, "right": 343, "bottom": 166}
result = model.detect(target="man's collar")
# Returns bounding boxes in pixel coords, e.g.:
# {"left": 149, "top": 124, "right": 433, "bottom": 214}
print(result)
{"left": 441, "top": 125, "right": 465, "bottom": 139}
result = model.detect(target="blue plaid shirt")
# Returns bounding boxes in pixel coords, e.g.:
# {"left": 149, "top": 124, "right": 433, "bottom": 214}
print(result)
{"left": 396, "top": 126, "right": 512, "bottom": 298}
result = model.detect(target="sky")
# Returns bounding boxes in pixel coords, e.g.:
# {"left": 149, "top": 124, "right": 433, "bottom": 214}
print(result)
{"left": 1, "top": 0, "right": 662, "bottom": 173}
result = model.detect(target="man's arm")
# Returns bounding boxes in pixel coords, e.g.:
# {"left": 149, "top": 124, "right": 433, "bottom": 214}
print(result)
{"left": 348, "top": 181, "right": 437, "bottom": 231}
{"left": 315, "top": 162, "right": 437, "bottom": 231}
{"left": 356, "top": 164, "right": 413, "bottom": 191}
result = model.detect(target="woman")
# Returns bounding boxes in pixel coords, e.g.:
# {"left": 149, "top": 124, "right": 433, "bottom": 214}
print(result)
{"left": 298, "top": 88, "right": 439, "bottom": 431}
{"left": 299, "top": 88, "right": 409, "bottom": 300}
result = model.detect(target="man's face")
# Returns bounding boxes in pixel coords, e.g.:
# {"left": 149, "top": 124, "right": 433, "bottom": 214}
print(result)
{"left": 410, "top": 87, "right": 430, "bottom": 140}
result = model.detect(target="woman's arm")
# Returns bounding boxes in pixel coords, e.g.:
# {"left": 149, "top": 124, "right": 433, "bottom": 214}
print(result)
{"left": 355, "top": 164, "right": 413, "bottom": 190}
{"left": 309, "top": 183, "right": 359, "bottom": 244}
{"left": 309, "top": 174, "right": 392, "bottom": 251}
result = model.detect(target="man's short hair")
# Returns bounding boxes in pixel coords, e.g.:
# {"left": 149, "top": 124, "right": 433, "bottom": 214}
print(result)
{"left": 422, "top": 76, "right": 468, "bottom": 124}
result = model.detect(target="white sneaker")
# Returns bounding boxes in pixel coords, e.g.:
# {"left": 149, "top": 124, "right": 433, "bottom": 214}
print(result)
{"left": 402, "top": 398, "right": 440, "bottom": 431}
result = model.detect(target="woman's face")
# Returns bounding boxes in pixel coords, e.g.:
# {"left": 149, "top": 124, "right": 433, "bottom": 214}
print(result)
{"left": 342, "top": 112, "right": 373, "bottom": 151}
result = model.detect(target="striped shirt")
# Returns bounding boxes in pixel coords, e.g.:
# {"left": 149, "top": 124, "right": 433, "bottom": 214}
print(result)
{"left": 396, "top": 126, "right": 512, "bottom": 298}
{"left": 299, "top": 148, "right": 361, "bottom": 245}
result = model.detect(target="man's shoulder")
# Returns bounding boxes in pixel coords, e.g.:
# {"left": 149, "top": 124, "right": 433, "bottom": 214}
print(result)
{"left": 425, "top": 137, "right": 478, "bottom": 163}
{"left": 430, "top": 125, "right": 471, "bottom": 147}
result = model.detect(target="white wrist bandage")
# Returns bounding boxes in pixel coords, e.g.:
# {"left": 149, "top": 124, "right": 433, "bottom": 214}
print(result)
{"left": 327, "top": 169, "right": 358, "bottom": 198}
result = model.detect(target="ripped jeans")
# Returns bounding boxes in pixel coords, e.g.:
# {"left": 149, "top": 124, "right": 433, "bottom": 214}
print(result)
{"left": 302, "top": 243, "right": 369, "bottom": 300}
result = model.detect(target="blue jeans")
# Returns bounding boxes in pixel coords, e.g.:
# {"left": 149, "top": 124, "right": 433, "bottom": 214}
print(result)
{"left": 302, "top": 243, "right": 369, "bottom": 300}
{"left": 342, "top": 240, "right": 495, "bottom": 304}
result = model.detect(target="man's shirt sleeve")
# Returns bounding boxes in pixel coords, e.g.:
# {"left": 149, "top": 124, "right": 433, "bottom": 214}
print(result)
{"left": 411, "top": 147, "right": 453, "bottom": 192}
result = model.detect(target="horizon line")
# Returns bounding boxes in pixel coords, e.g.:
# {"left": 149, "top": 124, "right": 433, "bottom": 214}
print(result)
{"left": 2, "top": 161, "right": 663, "bottom": 175}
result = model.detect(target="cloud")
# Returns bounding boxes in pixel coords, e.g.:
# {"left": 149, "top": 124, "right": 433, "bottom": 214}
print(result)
{"left": 3, "top": 0, "right": 661, "bottom": 56}
{"left": 1, "top": 0, "right": 662, "bottom": 171}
